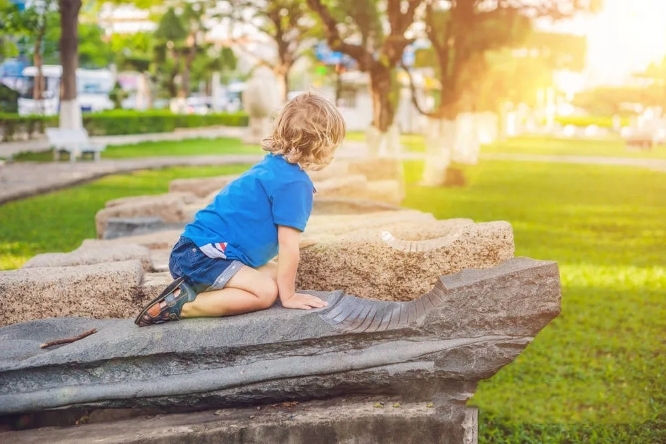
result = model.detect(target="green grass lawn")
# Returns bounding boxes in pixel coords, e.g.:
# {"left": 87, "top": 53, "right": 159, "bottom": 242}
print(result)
{"left": 401, "top": 160, "right": 666, "bottom": 442}
{"left": 0, "top": 149, "right": 665, "bottom": 441}
{"left": 347, "top": 131, "right": 666, "bottom": 160}
{"left": 484, "top": 136, "right": 666, "bottom": 160}
{"left": 9, "top": 137, "right": 263, "bottom": 162}
{"left": 9, "top": 133, "right": 666, "bottom": 163}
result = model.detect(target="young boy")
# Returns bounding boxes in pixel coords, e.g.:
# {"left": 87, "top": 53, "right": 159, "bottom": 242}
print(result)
{"left": 135, "top": 93, "right": 345, "bottom": 326}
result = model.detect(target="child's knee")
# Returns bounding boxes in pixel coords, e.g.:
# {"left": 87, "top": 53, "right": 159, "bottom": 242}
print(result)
{"left": 257, "top": 279, "right": 278, "bottom": 308}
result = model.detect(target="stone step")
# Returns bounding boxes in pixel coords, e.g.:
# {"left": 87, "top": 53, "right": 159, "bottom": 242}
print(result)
{"left": 0, "top": 398, "right": 478, "bottom": 444}
{"left": 0, "top": 260, "right": 145, "bottom": 327}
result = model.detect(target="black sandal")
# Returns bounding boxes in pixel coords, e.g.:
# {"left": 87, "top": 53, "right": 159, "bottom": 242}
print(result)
{"left": 134, "top": 277, "right": 198, "bottom": 327}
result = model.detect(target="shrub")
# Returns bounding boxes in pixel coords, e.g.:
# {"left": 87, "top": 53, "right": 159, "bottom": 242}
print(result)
{"left": 554, "top": 115, "right": 630, "bottom": 128}
{"left": 0, "top": 114, "right": 56, "bottom": 142}
{"left": 0, "top": 110, "right": 249, "bottom": 141}
{"left": 0, "top": 84, "right": 20, "bottom": 114}
{"left": 82, "top": 110, "right": 249, "bottom": 136}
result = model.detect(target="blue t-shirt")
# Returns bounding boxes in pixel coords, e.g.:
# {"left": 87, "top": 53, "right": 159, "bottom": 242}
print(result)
{"left": 182, "top": 154, "right": 314, "bottom": 268}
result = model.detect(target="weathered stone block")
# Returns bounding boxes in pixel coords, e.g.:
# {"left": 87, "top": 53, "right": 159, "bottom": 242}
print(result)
{"left": 169, "top": 175, "right": 240, "bottom": 198}
{"left": 22, "top": 244, "right": 153, "bottom": 271}
{"left": 365, "top": 180, "right": 403, "bottom": 205}
{"left": 0, "top": 399, "right": 477, "bottom": 444}
{"left": 95, "top": 195, "right": 189, "bottom": 238}
{"left": 347, "top": 157, "right": 404, "bottom": 182}
{"left": 307, "top": 160, "right": 350, "bottom": 182}
{"left": 312, "top": 197, "right": 402, "bottom": 215}
{"left": 103, "top": 217, "right": 168, "bottom": 240}
{"left": 149, "top": 249, "right": 171, "bottom": 273}
{"left": 0, "top": 260, "right": 144, "bottom": 327}
{"left": 141, "top": 271, "right": 174, "bottom": 300}
{"left": 105, "top": 192, "right": 198, "bottom": 208}
{"left": 81, "top": 229, "right": 182, "bottom": 251}
{"left": 314, "top": 175, "right": 367, "bottom": 199}
{"left": 0, "top": 258, "right": 559, "bottom": 415}
{"left": 298, "top": 220, "right": 514, "bottom": 301}
{"left": 305, "top": 210, "right": 437, "bottom": 238}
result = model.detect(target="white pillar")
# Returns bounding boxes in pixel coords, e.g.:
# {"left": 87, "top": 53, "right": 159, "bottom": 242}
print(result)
{"left": 59, "top": 99, "right": 82, "bottom": 130}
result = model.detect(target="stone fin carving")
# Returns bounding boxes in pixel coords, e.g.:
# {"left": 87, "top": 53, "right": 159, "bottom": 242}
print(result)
{"left": 319, "top": 257, "right": 558, "bottom": 334}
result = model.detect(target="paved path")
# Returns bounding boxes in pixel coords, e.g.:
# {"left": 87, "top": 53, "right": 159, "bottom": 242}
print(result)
{"left": 0, "top": 139, "right": 369, "bottom": 205}
{"left": 0, "top": 127, "right": 245, "bottom": 159}
{"left": 0, "top": 155, "right": 264, "bottom": 205}
{"left": 1, "top": 145, "right": 664, "bottom": 206}
{"left": 481, "top": 153, "right": 666, "bottom": 172}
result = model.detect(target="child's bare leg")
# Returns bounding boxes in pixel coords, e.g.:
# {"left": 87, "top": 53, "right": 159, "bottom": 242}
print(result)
{"left": 181, "top": 265, "right": 278, "bottom": 318}
{"left": 257, "top": 260, "right": 277, "bottom": 281}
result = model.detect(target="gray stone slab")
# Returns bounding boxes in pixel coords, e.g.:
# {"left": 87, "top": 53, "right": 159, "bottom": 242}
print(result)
{"left": 0, "top": 257, "right": 560, "bottom": 415}
{"left": 103, "top": 217, "right": 167, "bottom": 240}
{"left": 0, "top": 399, "right": 478, "bottom": 444}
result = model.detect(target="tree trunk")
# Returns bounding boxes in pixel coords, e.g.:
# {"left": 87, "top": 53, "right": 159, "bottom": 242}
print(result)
{"left": 334, "top": 68, "right": 342, "bottom": 106}
{"left": 366, "top": 64, "right": 400, "bottom": 157}
{"left": 181, "top": 43, "right": 196, "bottom": 99}
{"left": 281, "top": 69, "right": 289, "bottom": 103}
{"left": 420, "top": 117, "right": 456, "bottom": 186}
{"left": 58, "top": 0, "right": 82, "bottom": 129}
{"left": 273, "top": 63, "right": 289, "bottom": 104}
{"left": 369, "top": 65, "right": 395, "bottom": 132}
{"left": 33, "top": 40, "right": 44, "bottom": 107}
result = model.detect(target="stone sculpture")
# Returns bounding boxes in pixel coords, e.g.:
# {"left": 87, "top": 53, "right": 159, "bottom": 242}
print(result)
{"left": 0, "top": 160, "right": 562, "bottom": 443}
{"left": 242, "top": 65, "right": 281, "bottom": 144}
{"left": 0, "top": 257, "right": 560, "bottom": 444}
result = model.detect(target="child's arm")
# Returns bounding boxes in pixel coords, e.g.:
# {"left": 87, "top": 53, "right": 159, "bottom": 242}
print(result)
{"left": 276, "top": 225, "right": 328, "bottom": 310}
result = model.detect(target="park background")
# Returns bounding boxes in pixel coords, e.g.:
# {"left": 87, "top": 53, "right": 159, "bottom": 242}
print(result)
{"left": 1, "top": 0, "right": 665, "bottom": 442}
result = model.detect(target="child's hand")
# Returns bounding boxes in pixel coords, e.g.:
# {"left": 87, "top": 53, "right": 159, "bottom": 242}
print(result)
{"left": 281, "top": 292, "right": 328, "bottom": 310}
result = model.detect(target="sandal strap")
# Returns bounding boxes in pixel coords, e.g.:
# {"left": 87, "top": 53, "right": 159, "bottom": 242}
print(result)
{"left": 136, "top": 281, "right": 198, "bottom": 326}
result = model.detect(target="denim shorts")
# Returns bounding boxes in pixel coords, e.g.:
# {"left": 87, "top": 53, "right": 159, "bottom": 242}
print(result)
{"left": 169, "top": 237, "right": 244, "bottom": 294}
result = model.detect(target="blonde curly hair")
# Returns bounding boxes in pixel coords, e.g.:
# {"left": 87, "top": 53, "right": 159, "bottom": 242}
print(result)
{"left": 261, "top": 93, "right": 346, "bottom": 171}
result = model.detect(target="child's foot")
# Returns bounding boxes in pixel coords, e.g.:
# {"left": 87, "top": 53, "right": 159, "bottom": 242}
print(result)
{"left": 135, "top": 278, "right": 198, "bottom": 327}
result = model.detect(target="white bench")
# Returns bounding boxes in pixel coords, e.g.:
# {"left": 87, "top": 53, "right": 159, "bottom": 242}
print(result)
{"left": 45, "top": 128, "right": 106, "bottom": 162}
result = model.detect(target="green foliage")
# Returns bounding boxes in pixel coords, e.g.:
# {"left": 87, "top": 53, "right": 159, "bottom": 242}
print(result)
{"left": 190, "top": 46, "right": 238, "bottom": 88}
{"left": 525, "top": 31, "right": 587, "bottom": 72}
{"left": 154, "top": 7, "right": 187, "bottom": 43}
{"left": 150, "top": 1, "right": 228, "bottom": 97}
{"left": 572, "top": 86, "right": 664, "bottom": 116}
{"left": 108, "top": 82, "right": 128, "bottom": 110}
{"left": 638, "top": 56, "right": 666, "bottom": 81}
{"left": 554, "top": 115, "right": 631, "bottom": 128}
{"left": 331, "top": 0, "right": 383, "bottom": 52}
{"left": 0, "top": 0, "right": 58, "bottom": 62}
{"left": 0, "top": 1, "right": 108, "bottom": 68}
{"left": 82, "top": 110, "right": 249, "bottom": 135}
{"left": 78, "top": 22, "right": 114, "bottom": 68}
{"left": 83, "top": 110, "right": 248, "bottom": 136}
{"left": 110, "top": 32, "right": 154, "bottom": 72}
{"left": 0, "top": 113, "right": 52, "bottom": 141}
{"left": 419, "top": 2, "right": 592, "bottom": 115}
{"left": 0, "top": 83, "right": 19, "bottom": 113}
{"left": 472, "top": 49, "right": 554, "bottom": 111}
{"left": 0, "top": 110, "right": 248, "bottom": 141}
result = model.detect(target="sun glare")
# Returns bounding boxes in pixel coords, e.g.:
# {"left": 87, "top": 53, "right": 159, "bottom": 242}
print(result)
{"left": 585, "top": 0, "right": 666, "bottom": 85}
